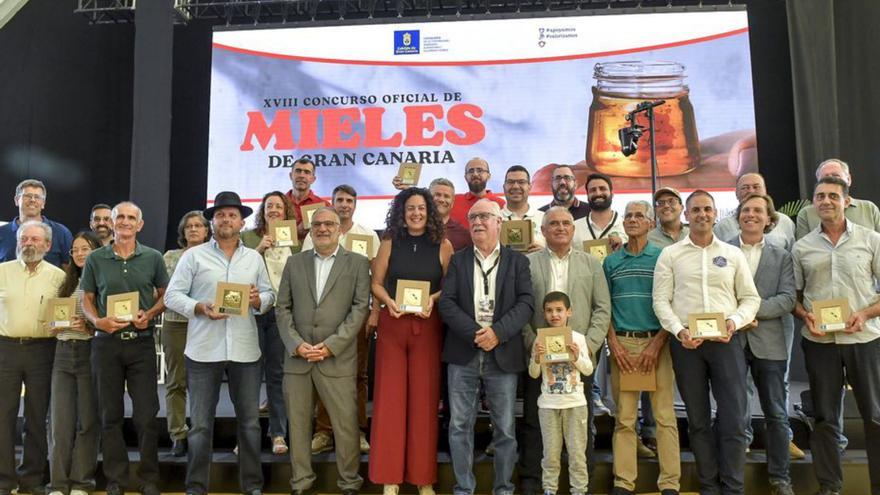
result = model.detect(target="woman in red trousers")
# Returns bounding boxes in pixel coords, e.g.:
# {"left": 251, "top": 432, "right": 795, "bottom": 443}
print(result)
{"left": 369, "top": 187, "right": 454, "bottom": 495}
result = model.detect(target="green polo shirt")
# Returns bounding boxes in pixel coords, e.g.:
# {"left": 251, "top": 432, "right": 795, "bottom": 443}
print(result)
{"left": 603, "top": 242, "right": 662, "bottom": 331}
{"left": 80, "top": 241, "right": 169, "bottom": 329}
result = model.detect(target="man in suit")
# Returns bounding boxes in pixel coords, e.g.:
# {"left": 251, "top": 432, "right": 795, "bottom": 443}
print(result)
{"left": 275, "top": 207, "right": 371, "bottom": 495}
{"left": 730, "top": 194, "right": 797, "bottom": 495}
{"left": 438, "top": 199, "right": 533, "bottom": 495}
{"left": 518, "top": 206, "right": 611, "bottom": 495}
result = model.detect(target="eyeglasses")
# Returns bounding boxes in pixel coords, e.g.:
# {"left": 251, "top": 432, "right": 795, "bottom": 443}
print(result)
{"left": 654, "top": 199, "right": 680, "bottom": 207}
{"left": 19, "top": 193, "right": 45, "bottom": 201}
{"left": 466, "top": 168, "right": 489, "bottom": 176}
{"left": 311, "top": 220, "right": 339, "bottom": 229}
{"left": 551, "top": 175, "right": 576, "bottom": 183}
{"left": 505, "top": 179, "right": 529, "bottom": 187}
{"left": 185, "top": 224, "right": 207, "bottom": 230}
{"left": 467, "top": 212, "right": 497, "bottom": 223}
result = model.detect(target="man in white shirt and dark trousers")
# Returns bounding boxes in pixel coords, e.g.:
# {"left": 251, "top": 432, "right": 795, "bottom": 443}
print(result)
{"left": 793, "top": 177, "right": 880, "bottom": 495}
{"left": 653, "top": 190, "right": 760, "bottom": 495}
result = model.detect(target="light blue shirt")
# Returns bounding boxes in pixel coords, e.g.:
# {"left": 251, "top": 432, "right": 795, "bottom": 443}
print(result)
{"left": 164, "top": 238, "right": 275, "bottom": 363}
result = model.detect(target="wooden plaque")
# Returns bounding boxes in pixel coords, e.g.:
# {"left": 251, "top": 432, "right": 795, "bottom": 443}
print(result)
{"left": 583, "top": 238, "right": 611, "bottom": 262}
{"left": 619, "top": 359, "right": 657, "bottom": 392}
{"left": 536, "top": 326, "right": 573, "bottom": 364}
{"left": 501, "top": 219, "right": 533, "bottom": 251}
{"left": 269, "top": 220, "right": 299, "bottom": 247}
{"left": 397, "top": 162, "right": 422, "bottom": 186}
{"left": 688, "top": 312, "right": 726, "bottom": 340}
{"left": 46, "top": 297, "right": 77, "bottom": 328}
{"left": 345, "top": 233, "right": 374, "bottom": 259}
{"left": 214, "top": 282, "right": 251, "bottom": 316}
{"left": 394, "top": 279, "right": 431, "bottom": 314}
{"left": 106, "top": 291, "right": 139, "bottom": 321}
{"left": 812, "top": 298, "right": 851, "bottom": 333}
{"left": 300, "top": 203, "right": 324, "bottom": 230}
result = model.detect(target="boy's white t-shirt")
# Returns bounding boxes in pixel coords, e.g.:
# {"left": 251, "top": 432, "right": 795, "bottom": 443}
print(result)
{"left": 528, "top": 331, "right": 594, "bottom": 409}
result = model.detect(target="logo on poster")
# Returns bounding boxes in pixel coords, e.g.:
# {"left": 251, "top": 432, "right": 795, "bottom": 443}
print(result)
{"left": 394, "top": 30, "right": 420, "bottom": 55}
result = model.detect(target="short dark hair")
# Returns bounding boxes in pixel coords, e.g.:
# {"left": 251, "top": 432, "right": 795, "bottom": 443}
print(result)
{"left": 295, "top": 158, "right": 316, "bottom": 173}
{"left": 543, "top": 291, "right": 571, "bottom": 310}
{"left": 685, "top": 189, "right": 715, "bottom": 208}
{"left": 815, "top": 176, "right": 850, "bottom": 197}
{"left": 91, "top": 203, "right": 111, "bottom": 214}
{"left": 332, "top": 184, "right": 358, "bottom": 200}
{"left": 586, "top": 172, "right": 613, "bottom": 192}
{"left": 505, "top": 165, "right": 531, "bottom": 182}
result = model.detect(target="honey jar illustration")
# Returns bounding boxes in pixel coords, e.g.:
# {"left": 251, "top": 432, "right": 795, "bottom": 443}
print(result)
{"left": 586, "top": 61, "right": 700, "bottom": 177}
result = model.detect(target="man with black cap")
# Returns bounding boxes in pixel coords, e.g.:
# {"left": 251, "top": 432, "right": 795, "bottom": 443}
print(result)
{"left": 81, "top": 201, "right": 168, "bottom": 495}
{"left": 165, "top": 191, "right": 275, "bottom": 495}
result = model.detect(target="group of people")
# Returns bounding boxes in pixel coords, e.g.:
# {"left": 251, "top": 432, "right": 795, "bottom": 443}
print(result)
{"left": 0, "top": 155, "right": 878, "bottom": 495}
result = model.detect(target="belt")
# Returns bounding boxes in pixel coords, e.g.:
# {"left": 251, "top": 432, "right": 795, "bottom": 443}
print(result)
{"left": 95, "top": 329, "right": 153, "bottom": 340}
{"left": 57, "top": 338, "right": 93, "bottom": 344}
{"left": 614, "top": 329, "right": 661, "bottom": 339}
{"left": 0, "top": 335, "right": 55, "bottom": 344}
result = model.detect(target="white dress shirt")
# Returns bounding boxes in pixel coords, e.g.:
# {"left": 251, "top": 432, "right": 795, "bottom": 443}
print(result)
{"left": 547, "top": 247, "right": 572, "bottom": 293}
{"left": 653, "top": 235, "right": 761, "bottom": 336}
{"left": 738, "top": 236, "right": 765, "bottom": 276}
{"left": 473, "top": 243, "right": 501, "bottom": 327}
{"left": 314, "top": 245, "right": 340, "bottom": 303}
{"left": 572, "top": 210, "right": 628, "bottom": 249}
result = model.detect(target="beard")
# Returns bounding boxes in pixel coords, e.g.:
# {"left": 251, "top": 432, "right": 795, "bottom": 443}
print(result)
{"left": 588, "top": 195, "right": 612, "bottom": 211}
{"left": 467, "top": 178, "right": 487, "bottom": 194}
{"left": 16, "top": 246, "right": 44, "bottom": 264}
{"left": 552, "top": 185, "right": 573, "bottom": 203}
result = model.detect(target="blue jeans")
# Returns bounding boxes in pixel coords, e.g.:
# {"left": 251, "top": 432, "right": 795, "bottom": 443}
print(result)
{"left": 186, "top": 357, "right": 263, "bottom": 494}
{"left": 744, "top": 346, "right": 791, "bottom": 486}
{"left": 448, "top": 352, "right": 518, "bottom": 495}
{"left": 257, "top": 309, "right": 287, "bottom": 438}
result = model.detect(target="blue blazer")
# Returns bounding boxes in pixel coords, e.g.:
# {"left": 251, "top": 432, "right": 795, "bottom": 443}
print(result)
{"left": 439, "top": 245, "right": 534, "bottom": 373}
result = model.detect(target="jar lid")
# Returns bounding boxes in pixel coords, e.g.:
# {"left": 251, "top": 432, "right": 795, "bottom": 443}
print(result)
{"left": 593, "top": 61, "right": 687, "bottom": 97}
{"left": 594, "top": 61, "right": 686, "bottom": 79}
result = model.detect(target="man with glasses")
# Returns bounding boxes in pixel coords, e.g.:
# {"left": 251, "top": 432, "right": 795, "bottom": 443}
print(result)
{"left": 285, "top": 158, "right": 330, "bottom": 241}
{"left": 0, "top": 221, "right": 65, "bottom": 495}
{"left": 448, "top": 157, "right": 506, "bottom": 228}
{"left": 518, "top": 206, "right": 610, "bottom": 495}
{"left": 89, "top": 203, "right": 114, "bottom": 246}
{"left": 647, "top": 188, "right": 689, "bottom": 248}
{"left": 501, "top": 165, "right": 544, "bottom": 252}
{"left": 276, "top": 207, "right": 371, "bottom": 495}
{"left": 0, "top": 179, "right": 73, "bottom": 267}
{"left": 714, "top": 173, "right": 795, "bottom": 251}
{"left": 538, "top": 165, "right": 590, "bottom": 221}
{"left": 439, "top": 199, "right": 533, "bottom": 495}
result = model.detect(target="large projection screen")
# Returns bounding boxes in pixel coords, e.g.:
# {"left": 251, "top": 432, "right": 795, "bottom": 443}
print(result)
{"left": 208, "top": 9, "right": 757, "bottom": 227}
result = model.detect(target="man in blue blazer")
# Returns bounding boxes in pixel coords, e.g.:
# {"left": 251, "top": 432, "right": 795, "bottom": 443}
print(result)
{"left": 439, "top": 199, "right": 534, "bottom": 495}
{"left": 729, "top": 193, "right": 797, "bottom": 495}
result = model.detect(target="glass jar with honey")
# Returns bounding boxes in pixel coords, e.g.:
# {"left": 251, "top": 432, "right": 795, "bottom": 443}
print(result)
{"left": 586, "top": 61, "right": 700, "bottom": 177}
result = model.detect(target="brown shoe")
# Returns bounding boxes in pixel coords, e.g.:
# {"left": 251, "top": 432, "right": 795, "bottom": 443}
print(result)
{"left": 789, "top": 440, "right": 806, "bottom": 460}
{"left": 637, "top": 438, "right": 656, "bottom": 458}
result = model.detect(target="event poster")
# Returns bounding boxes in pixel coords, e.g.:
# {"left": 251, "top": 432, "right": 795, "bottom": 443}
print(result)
{"left": 208, "top": 10, "right": 756, "bottom": 227}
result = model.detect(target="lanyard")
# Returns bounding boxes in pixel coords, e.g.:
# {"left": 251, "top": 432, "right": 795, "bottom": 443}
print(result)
{"left": 475, "top": 255, "right": 501, "bottom": 297}
{"left": 587, "top": 211, "right": 618, "bottom": 240}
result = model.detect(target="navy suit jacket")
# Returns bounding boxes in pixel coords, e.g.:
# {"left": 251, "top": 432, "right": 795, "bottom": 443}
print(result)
{"left": 439, "top": 245, "right": 534, "bottom": 373}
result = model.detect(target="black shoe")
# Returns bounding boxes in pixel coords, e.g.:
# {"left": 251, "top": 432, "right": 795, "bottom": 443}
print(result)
{"left": 341, "top": 490, "right": 359, "bottom": 495}
{"left": 611, "top": 487, "right": 634, "bottom": 495}
{"left": 171, "top": 438, "right": 188, "bottom": 457}
{"left": 141, "top": 484, "right": 161, "bottom": 495}
{"left": 660, "top": 490, "right": 680, "bottom": 495}
{"left": 105, "top": 484, "right": 124, "bottom": 495}
{"left": 291, "top": 488, "right": 315, "bottom": 495}
{"left": 244, "top": 491, "right": 262, "bottom": 495}
{"left": 519, "top": 481, "right": 541, "bottom": 495}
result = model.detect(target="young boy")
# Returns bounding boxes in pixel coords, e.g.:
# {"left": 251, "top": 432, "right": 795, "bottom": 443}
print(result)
{"left": 530, "top": 291, "right": 594, "bottom": 495}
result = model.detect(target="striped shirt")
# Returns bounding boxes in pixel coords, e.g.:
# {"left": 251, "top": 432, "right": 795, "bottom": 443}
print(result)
{"left": 603, "top": 242, "right": 662, "bottom": 331}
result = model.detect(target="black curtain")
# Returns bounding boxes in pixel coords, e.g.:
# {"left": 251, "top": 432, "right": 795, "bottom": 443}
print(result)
{"left": 0, "top": 0, "right": 133, "bottom": 233}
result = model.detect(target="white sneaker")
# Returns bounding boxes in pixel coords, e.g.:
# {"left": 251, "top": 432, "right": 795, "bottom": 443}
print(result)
{"left": 71, "top": 490, "right": 90, "bottom": 495}
{"left": 383, "top": 484, "right": 400, "bottom": 495}
{"left": 48, "top": 491, "right": 65, "bottom": 495}
{"left": 418, "top": 485, "right": 435, "bottom": 495}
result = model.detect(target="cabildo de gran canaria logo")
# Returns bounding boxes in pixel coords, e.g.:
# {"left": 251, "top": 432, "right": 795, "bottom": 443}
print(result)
{"left": 394, "top": 30, "right": 420, "bottom": 55}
